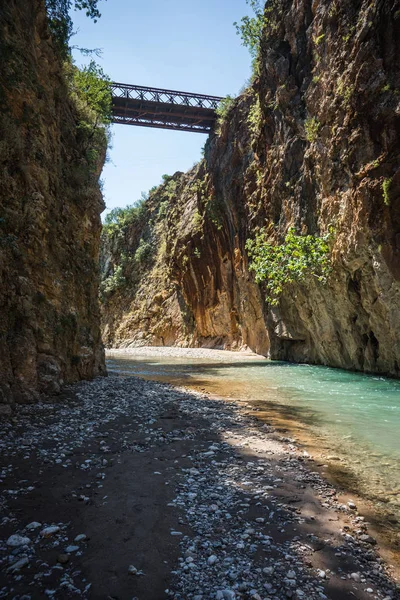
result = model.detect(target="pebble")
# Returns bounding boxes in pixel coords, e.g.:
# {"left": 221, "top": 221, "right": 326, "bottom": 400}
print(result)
{"left": 26, "top": 521, "right": 41, "bottom": 530}
{"left": 8, "top": 557, "right": 29, "bottom": 571}
{"left": 40, "top": 526, "right": 60, "bottom": 537}
{"left": 57, "top": 554, "right": 70, "bottom": 564}
{"left": 0, "top": 372, "right": 398, "bottom": 600}
{"left": 7, "top": 534, "right": 31, "bottom": 547}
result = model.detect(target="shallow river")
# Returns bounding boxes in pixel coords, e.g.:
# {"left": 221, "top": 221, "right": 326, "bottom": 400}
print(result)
{"left": 107, "top": 351, "right": 400, "bottom": 521}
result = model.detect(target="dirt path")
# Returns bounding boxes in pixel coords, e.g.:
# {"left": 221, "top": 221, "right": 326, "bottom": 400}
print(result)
{"left": 0, "top": 376, "right": 398, "bottom": 600}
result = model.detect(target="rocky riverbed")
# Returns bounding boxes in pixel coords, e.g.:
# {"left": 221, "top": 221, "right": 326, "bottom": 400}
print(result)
{"left": 0, "top": 375, "right": 399, "bottom": 599}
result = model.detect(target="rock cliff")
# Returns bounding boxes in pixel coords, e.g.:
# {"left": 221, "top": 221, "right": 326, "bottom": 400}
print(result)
{"left": 0, "top": 0, "right": 106, "bottom": 410}
{"left": 101, "top": 0, "right": 400, "bottom": 377}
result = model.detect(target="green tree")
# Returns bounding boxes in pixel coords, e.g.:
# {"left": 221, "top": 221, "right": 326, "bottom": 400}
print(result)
{"left": 45, "top": 0, "right": 105, "bottom": 54}
{"left": 234, "top": 0, "right": 265, "bottom": 58}
{"left": 246, "top": 227, "right": 332, "bottom": 305}
{"left": 73, "top": 61, "right": 112, "bottom": 125}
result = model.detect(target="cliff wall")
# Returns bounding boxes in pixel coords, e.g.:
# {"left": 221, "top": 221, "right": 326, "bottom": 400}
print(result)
{"left": 0, "top": 0, "right": 106, "bottom": 410}
{"left": 101, "top": 0, "right": 400, "bottom": 376}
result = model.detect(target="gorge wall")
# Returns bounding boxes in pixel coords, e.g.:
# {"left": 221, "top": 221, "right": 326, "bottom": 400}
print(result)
{"left": 101, "top": 0, "right": 400, "bottom": 377}
{"left": 0, "top": 0, "right": 106, "bottom": 410}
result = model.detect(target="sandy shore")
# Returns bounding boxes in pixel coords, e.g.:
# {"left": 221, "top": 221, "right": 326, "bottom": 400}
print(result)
{"left": 0, "top": 372, "right": 398, "bottom": 599}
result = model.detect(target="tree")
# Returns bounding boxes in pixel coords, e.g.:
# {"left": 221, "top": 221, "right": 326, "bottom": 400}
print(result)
{"left": 45, "top": 0, "right": 105, "bottom": 54}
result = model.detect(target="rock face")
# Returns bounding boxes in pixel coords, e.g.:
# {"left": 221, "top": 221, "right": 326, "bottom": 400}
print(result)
{"left": 101, "top": 0, "right": 400, "bottom": 377}
{"left": 0, "top": 0, "right": 106, "bottom": 408}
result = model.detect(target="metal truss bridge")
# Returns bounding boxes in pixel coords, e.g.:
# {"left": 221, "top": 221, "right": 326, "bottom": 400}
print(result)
{"left": 111, "top": 83, "right": 224, "bottom": 134}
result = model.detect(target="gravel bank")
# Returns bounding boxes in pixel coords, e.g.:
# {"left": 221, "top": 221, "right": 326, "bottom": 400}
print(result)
{"left": 106, "top": 346, "right": 265, "bottom": 361}
{"left": 0, "top": 375, "right": 398, "bottom": 599}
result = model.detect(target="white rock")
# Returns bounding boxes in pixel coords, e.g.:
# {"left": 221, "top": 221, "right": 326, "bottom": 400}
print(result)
{"left": 40, "top": 526, "right": 60, "bottom": 537}
{"left": 26, "top": 522, "right": 41, "bottom": 530}
{"left": 65, "top": 545, "right": 79, "bottom": 553}
{"left": 318, "top": 570, "right": 326, "bottom": 579}
{"left": 8, "top": 557, "right": 29, "bottom": 571}
{"left": 350, "top": 572, "right": 361, "bottom": 582}
{"left": 207, "top": 555, "right": 218, "bottom": 565}
{"left": 74, "top": 534, "right": 87, "bottom": 542}
{"left": 7, "top": 535, "right": 31, "bottom": 547}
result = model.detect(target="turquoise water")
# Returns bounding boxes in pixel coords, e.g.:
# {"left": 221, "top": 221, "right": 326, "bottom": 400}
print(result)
{"left": 107, "top": 353, "right": 400, "bottom": 515}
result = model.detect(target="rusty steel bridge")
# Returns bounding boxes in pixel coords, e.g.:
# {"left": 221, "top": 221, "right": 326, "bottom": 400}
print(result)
{"left": 111, "top": 83, "right": 224, "bottom": 133}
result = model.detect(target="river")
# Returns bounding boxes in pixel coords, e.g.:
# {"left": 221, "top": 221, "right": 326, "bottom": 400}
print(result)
{"left": 106, "top": 349, "right": 400, "bottom": 529}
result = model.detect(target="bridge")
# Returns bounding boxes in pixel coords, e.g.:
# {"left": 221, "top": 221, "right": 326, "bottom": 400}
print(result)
{"left": 111, "top": 83, "right": 224, "bottom": 134}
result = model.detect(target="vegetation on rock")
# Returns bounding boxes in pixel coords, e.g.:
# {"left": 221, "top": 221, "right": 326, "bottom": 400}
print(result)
{"left": 45, "top": 0, "right": 104, "bottom": 55}
{"left": 246, "top": 228, "right": 332, "bottom": 306}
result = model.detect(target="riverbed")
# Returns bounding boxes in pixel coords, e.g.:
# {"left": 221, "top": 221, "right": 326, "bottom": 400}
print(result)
{"left": 106, "top": 348, "right": 400, "bottom": 533}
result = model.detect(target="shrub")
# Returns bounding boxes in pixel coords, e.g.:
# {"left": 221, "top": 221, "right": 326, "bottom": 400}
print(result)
{"left": 103, "top": 200, "right": 147, "bottom": 236}
{"left": 248, "top": 97, "right": 262, "bottom": 135}
{"left": 304, "top": 117, "right": 320, "bottom": 142}
{"left": 383, "top": 177, "right": 392, "bottom": 206}
{"left": 100, "top": 265, "right": 125, "bottom": 297}
{"left": 216, "top": 96, "right": 236, "bottom": 124}
{"left": 134, "top": 238, "right": 153, "bottom": 264}
{"left": 246, "top": 227, "right": 332, "bottom": 305}
{"left": 45, "top": 0, "right": 104, "bottom": 56}
{"left": 234, "top": 0, "right": 265, "bottom": 59}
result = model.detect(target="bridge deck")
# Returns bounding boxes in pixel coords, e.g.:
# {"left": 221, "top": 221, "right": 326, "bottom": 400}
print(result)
{"left": 111, "top": 83, "right": 223, "bottom": 133}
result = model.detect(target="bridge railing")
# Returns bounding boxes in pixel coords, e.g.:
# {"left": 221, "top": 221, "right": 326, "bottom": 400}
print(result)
{"left": 111, "top": 83, "right": 223, "bottom": 110}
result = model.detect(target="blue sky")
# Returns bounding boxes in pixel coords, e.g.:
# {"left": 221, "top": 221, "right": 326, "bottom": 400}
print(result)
{"left": 71, "top": 0, "right": 252, "bottom": 217}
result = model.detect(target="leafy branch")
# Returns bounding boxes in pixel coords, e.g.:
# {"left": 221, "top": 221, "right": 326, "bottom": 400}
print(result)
{"left": 246, "top": 227, "right": 333, "bottom": 305}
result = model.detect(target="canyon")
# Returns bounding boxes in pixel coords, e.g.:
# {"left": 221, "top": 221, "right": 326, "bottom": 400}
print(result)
{"left": 101, "top": 0, "right": 400, "bottom": 377}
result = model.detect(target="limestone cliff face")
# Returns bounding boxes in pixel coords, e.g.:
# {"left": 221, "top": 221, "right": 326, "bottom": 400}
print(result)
{"left": 0, "top": 0, "right": 106, "bottom": 410}
{"left": 101, "top": 0, "right": 400, "bottom": 376}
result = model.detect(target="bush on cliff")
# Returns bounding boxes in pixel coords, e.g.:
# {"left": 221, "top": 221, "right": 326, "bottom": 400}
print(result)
{"left": 246, "top": 227, "right": 332, "bottom": 306}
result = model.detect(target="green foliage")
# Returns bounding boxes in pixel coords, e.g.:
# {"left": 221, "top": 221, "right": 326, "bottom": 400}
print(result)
{"left": 234, "top": 0, "right": 265, "bottom": 59}
{"left": 158, "top": 200, "right": 169, "bottom": 218}
{"left": 193, "top": 247, "right": 201, "bottom": 259}
{"left": 304, "top": 117, "right": 320, "bottom": 142}
{"left": 314, "top": 33, "right": 325, "bottom": 45}
{"left": 103, "top": 200, "right": 147, "bottom": 237}
{"left": 72, "top": 61, "right": 112, "bottom": 125}
{"left": 45, "top": 0, "right": 105, "bottom": 55}
{"left": 248, "top": 97, "right": 262, "bottom": 135}
{"left": 65, "top": 60, "right": 112, "bottom": 178}
{"left": 100, "top": 265, "right": 125, "bottom": 297}
{"left": 246, "top": 227, "right": 332, "bottom": 305}
{"left": 134, "top": 238, "right": 153, "bottom": 263}
{"left": 164, "top": 179, "right": 178, "bottom": 198}
{"left": 382, "top": 177, "right": 392, "bottom": 206}
{"left": 216, "top": 95, "right": 236, "bottom": 124}
{"left": 192, "top": 210, "right": 203, "bottom": 230}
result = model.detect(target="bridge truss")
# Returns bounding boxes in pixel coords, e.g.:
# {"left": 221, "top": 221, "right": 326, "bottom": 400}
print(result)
{"left": 111, "top": 83, "right": 223, "bottom": 133}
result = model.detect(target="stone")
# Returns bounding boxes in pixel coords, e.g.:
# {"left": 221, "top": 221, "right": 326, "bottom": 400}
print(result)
{"left": 207, "top": 555, "right": 218, "bottom": 565}
{"left": 7, "top": 535, "right": 31, "bottom": 547}
{"left": 26, "top": 522, "right": 41, "bottom": 530}
{"left": 57, "top": 554, "right": 70, "bottom": 564}
{"left": 8, "top": 557, "right": 29, "bottom": 571}
{"left": 65, "top": 545, "right": 79, "bottom": 553}
{"left": 40, "top": 526, "right": 60, "bottom": 537}
{"left": 74, "top": 533, "right": 87, "bottom": 542}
